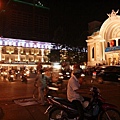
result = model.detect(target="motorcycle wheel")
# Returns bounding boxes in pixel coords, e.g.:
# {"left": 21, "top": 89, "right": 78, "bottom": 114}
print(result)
{"left": 49, "top": 108, "right": 68, "bottom": 120}
{"left": 23, "top": 78, "right": 27, "bottom": 84}
{"left": 98, "top": 108, "right": 120, "bottom": 120}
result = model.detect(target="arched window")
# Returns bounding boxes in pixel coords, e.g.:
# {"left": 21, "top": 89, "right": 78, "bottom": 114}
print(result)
{"left": 107, "top": 42, "right": 110, "bottom": 47}
{"left": 110, "top": 40, "right": 116, "bottom": 47}
{"left": 118, "top": 39, "right": 120, "bottom": 46}
{"left": 92, "top": 47, "right": 94, "bottom": 58}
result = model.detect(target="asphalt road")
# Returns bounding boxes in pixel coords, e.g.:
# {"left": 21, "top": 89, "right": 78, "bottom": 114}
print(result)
{"left": 0, "top": 75, "right": 120, "bottom": 120}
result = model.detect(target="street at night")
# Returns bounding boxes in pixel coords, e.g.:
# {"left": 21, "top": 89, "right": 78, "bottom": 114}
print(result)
{"left": 0, "top": 75, "right": 120, "bottom": 120}
{"left": 0, "top": 1, "right": 120, "bottom": 120}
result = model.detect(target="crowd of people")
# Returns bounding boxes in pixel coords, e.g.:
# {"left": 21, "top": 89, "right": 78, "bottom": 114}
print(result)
{"left": 34, "top": 62, "right": 51, "bottom": 105}
{"left": 35, "top": 62, "right": 89, "bottom": 119}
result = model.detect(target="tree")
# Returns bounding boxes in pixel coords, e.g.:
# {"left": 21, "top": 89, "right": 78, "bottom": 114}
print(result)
{"left": 49, "top": 49, "right": 60, "bottom": 62}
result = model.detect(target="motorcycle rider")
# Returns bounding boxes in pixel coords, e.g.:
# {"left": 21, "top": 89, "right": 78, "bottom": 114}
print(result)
{"left": 67, "top": 68, "right": 85, "bottom": 120}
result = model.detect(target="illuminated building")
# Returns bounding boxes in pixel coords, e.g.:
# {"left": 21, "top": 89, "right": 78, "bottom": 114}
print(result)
{"left": 0, "top": 0, "right": 50, "bottom": 69}
{"left": 0, "top": 1, "right": 87, "bottom": 69}
{"left": 86, "top": 10, "right": 120, "bottom": 66}
{"left": 0, "top": 37, "right": 87, "bottom": 69}
{"left": 0, "top": 37, "right": 52, "bottom": 69}
{"left": 0, "top": 0, "right": 49, "bottom": 42}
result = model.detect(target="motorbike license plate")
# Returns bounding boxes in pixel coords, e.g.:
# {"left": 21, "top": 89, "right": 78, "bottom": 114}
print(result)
{"left": 118, "top": 78, "right": 120, "bottom": 80}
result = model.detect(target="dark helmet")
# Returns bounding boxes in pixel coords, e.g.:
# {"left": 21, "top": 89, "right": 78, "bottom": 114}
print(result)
{"left": 73, "top": 63, "right": 80, "bottom": 69}
{"left": 73, "top": 69, "right": 83, "bottom": 75}
{"left": 90, "top": 86, "right": 100, "bottom": 94}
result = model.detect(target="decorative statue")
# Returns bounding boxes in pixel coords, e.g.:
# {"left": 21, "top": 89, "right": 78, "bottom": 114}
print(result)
{"left": 107, "top": 9, "right": 119, "bottom": 18}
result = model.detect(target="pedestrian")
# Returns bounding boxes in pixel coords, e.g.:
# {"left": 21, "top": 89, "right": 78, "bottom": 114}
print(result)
{"left": 67, "top": 69, "right": 87, "bottom": 120}
{"left": 34, "top": 70, "right": 46, "bottom": 105}
{"left": 36, "top": 62, "right": 42, "bottom": 73}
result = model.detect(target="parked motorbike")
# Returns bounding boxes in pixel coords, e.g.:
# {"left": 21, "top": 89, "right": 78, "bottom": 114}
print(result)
{"left": 44, "top": 86, "right": 120, "bottom": 120}
{"left": 0, "top": 71, "right": 8, "bottom": 80}
{"left": 20, "top": 73, "right": 27, "bottom": 83}
{"left": 8, "top": 74, "right": 15, "bottom": 82}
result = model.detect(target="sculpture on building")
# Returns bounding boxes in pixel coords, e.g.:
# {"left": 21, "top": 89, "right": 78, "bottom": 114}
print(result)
{"left": 107, "top": 9, "right": 119, "bottom": 18}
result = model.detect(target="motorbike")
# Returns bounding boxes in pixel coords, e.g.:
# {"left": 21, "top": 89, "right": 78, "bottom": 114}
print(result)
{"left": 8, "top": 74, "right": 15, "bottom": 82}
{"left": 20, "top": 73, "right": 27, "bottom": 83}
{"left": 44, "top": 86, "right": 120, "bottom": 120}
{"left": 59, "top": 70, "right": 71, "bottom": 80}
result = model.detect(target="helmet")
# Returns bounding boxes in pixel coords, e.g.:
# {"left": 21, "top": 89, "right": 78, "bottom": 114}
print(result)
{"left": 90, "top": 87, "right": 100, "bottom": 94}
{"left": 73, "top": 64, "right": 80, "bottom": 69}
{"left": 73, "top": 69, "right": 83, "bottom": 75}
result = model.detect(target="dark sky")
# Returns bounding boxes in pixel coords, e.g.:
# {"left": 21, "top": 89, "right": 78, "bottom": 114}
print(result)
{"left": 42, "top": 0, "right": 120, "bottom": 47}
{"left": 2, "top": 0, "right": 120, "bottom": 47}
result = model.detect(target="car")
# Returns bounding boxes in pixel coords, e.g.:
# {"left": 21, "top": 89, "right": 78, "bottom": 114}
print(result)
{"left": 97, "top": 66, "right": 120, "bottom": 83}
{"left": 92, "top": 66, "right": 108, "bottom": 79}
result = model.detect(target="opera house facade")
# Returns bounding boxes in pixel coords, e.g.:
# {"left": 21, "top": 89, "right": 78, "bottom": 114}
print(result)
{"left": 86, "top": 10, "right": 120, "bottom": 66}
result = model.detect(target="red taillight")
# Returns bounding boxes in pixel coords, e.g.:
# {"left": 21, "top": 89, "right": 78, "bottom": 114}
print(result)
{"left": 93, "top": 72, "right": 96, "bottom": 76}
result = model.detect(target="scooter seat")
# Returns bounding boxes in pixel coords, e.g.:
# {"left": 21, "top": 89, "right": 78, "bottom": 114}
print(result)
{"left": 53, "top": 97, "right": 78, "bottom": 109}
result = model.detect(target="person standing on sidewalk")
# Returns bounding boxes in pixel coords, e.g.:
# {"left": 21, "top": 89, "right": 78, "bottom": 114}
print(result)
{"left": 36, "top": 62, "right": 43, "bottom": 73}
{"left": 34, "top": 70, "right": 46, "bottom": 105}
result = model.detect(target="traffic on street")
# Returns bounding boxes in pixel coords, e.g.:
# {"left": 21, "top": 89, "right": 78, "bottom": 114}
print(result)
{"left": 0, "top": 72, "right": 120, "bottom": 120}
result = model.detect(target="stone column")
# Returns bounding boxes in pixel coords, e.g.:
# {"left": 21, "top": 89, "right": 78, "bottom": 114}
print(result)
{"left": 0, "top": 46, "right": 2, "bottom": 61}
{"left": 41, "top": 49, "right": 44, "bottom": 63}
{"left": 102, "top": 41, "right": 105, "bottom": 60}
{"left": 115, "top": 38, "right": 118, "bottom": 46}
{"left": 87, "top": 45, "right": 90, "bottom": 61}
{"left": 17, "top": 47, "right": 21, "bottom": 61}
{"left": 89, "top": 45, "right": 92, "bottom": 62}
{"left": 94, "top": 43, "right": 96, "bottom": 61}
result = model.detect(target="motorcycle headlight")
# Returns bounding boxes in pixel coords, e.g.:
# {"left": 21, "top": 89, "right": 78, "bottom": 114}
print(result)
{"left": 81, "top": 73, "right": 85, "bottom": 77}
{"left": 66, "top": 72, "right": 70, "bottom": 75}
{"left": 59, "top": 76, "right": 64, "bottom": 79}
{"left": 26, "top": 71, "right": 29, "bottom": 74}
{"left": 59, "top": 72, "right": 63, "bottom": 75}
{"left": 48, "top": 86, "right": 59, "bottom": 91}
{"left": 10, "top": 75, "right": 14, "bottom": 77}
{"left": 4, "top": 72, "right": 7, "bottom": 75}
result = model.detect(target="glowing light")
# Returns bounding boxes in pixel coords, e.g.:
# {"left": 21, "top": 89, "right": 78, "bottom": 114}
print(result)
{"left": 110, "top": 40, "right": 115, "bottom": 47}
{"left": 0, "top": 40, "right": 2, "bottom": 45}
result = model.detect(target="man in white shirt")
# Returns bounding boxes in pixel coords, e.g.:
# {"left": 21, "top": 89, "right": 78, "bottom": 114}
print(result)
{"left": 67, "top": 69, "right": 85, "bottom": 120}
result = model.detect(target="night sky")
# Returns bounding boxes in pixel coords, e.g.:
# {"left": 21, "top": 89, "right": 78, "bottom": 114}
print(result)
{"left": 46, "top": 0, "right": 120, "bottom": 47}
{"left": 2, "top": 0, "right": 120, "bottom": 47}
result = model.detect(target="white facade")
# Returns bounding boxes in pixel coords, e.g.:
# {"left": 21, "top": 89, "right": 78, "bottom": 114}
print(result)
{"left": 0, "top": 37, "right": 53, "bottom": 69}
{"left": 86, "top": 10, "right": 120, "bottom": 66}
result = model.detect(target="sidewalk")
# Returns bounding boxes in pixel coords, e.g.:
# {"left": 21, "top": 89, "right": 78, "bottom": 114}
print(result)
{"left": 0, "top": 78, "right": 47, "bottom": 120}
